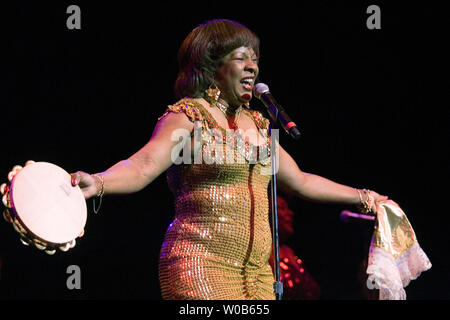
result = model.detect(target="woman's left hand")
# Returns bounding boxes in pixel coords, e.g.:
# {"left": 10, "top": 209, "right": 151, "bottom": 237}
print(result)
{"left": 369, "top": 190, "right": 389, "bottom": 214}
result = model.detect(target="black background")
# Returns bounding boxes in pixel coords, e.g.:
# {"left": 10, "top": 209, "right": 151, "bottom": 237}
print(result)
{"left": 0, "top": 1, "right": 448, "bottom": 300}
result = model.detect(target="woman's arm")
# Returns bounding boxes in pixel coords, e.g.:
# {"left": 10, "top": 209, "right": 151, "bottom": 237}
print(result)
{"left": 276, "top": 144, "right": 387, "bottom": 209}
{"left": 72, "top": 112, "right": 193, "bottom": 199}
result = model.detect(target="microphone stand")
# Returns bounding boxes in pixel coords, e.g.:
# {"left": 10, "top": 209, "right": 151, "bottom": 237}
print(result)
{"left": 268, "top": 119, "right": 283, "bottom": 300}
{"left": 257, "top": 86, "right": 301, "bottom": 300}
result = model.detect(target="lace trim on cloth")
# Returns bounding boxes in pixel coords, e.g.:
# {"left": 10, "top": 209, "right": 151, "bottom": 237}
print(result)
{"left": 366, "top": 201, "right": 432, "bottom": 300}
{"left": 367, "top": 243, "right": 431, "bottom": 300}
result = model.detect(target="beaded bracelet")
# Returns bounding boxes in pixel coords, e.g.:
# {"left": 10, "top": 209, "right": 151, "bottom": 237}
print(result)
{"left": 92, "top": 174, "right": 104, "bottom": 214}
{"left": 357, "top": 188, "right": 374, "bottom": 215}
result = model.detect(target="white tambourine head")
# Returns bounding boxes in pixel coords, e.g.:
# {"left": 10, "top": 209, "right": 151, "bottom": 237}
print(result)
{"left": 10, "top": 162, "right": 87, "bottom": 244}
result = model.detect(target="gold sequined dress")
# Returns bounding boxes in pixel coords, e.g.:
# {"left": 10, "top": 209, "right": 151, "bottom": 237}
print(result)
{"left": 158, "top": 98, "right": 275, "bottom": 300}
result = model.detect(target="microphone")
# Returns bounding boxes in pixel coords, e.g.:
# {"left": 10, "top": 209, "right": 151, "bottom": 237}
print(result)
{"left": 253, "top": 83, "right": 301, "bottom": 140}
{"left": 340, "top": 210, "right": 375, "bottom": 222}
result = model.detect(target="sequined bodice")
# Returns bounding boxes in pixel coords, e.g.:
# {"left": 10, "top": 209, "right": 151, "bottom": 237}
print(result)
{"left": 158, "top": 98, "right": 276, "bottom": 300}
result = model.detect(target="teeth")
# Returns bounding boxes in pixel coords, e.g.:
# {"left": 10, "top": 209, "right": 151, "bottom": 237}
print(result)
{"left": 241, "top": 78, "right": 253, "bottom": 85}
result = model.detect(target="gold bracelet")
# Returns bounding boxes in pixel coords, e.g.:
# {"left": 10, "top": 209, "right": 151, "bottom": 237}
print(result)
{"left": 362, "top": 189, "right": 374, "bottom": 214}
{"left": 356, "top": 188, "right": 364, "bottom": 205}
{"left": 92, "top": 174, "right": 104, "bottom": 214}
{"left": 93, "top": 174, "right": 105, "bottom": 197}
{"left": 357, "top": 188, "right": 373, "bottom": 214}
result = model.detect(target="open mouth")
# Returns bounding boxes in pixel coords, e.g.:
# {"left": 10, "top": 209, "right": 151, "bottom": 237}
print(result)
{"left": 240, "top": 78, "right": 254, "bottom": 91}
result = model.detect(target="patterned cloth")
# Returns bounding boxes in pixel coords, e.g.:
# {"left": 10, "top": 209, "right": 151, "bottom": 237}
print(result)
{"left": 366, "top": 200, "right": 432, "bottom": 299}
{"left": 158, "top": 98, "right": 276, "bottom": 299}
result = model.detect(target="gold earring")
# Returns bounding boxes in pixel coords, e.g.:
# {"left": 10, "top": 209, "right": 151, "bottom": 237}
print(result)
{"left": 205, "top": 86, "right": 220, "bottom": 105}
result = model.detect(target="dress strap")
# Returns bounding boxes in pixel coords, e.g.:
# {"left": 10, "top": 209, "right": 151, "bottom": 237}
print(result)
{"left": 242, "top": 108, "right": 271, "bottom": 131}
{"left": 158, "top": 98, "right": 205, "bottom": 123}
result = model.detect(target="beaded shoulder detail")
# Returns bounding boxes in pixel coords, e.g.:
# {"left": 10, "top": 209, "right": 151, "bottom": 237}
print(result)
{"left": 158, "top": 98, "right": 272, "bottom": 166}
{"left": 244, "top": 109, "right": 271, "bottom": 131}
{"left": 158, "top": 98, "right": 271, "bottom": 133}
{"left": 158, "top": 98, "right": 205, "bottom": 123}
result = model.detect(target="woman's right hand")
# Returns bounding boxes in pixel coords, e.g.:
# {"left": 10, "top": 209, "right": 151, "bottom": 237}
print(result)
{"left": 70, "top": 171, "right": 100, "bottom": 200}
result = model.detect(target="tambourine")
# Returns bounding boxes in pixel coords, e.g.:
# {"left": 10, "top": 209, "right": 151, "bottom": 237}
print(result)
{"left": 1, "top": 161, "right": 87, "bottom": 255}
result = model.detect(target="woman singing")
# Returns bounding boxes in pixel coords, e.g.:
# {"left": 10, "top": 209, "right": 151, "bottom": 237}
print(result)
{"left": 71, "top": 19, "right": 387, "bottom": 300}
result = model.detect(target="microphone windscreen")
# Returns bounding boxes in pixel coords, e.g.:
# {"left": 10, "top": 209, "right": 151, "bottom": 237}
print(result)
{"left": 253, "top": 83, "right": 269, "bottom": 99}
